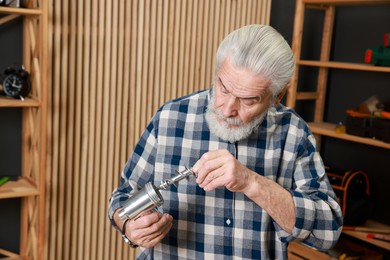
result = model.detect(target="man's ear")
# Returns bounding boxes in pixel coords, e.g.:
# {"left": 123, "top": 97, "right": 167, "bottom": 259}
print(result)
{"left": 274, "top": 84, "right": 290, "bottom": 105}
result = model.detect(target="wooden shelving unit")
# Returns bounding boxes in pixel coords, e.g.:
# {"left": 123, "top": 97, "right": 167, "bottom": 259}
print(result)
{"left": 287, "top": 0, "right": 390, "bottom": 137}
{"left": 0, "top": 1, "right": 48, "bottom": 260}
{"left": 286, "top": 0, "right": 390, "bottom": 258}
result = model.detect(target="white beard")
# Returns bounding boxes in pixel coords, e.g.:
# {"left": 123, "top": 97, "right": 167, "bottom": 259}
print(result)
{"left": 205, "top": 92, "right": 267, "bottom": 143}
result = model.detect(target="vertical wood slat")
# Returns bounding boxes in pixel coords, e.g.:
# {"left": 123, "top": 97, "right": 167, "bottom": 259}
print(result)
{"left": 64, "top": 1, "right": 76, "bottom": 259}
{"left": 47, "top": 0, "right": 61, "bottom": 259}
{"left": 112, "top": 0, "right": 122, "bottom": 256}
{"left": 45, "top": 1, "right": 271, "bottom": 259}
{"left": 69, "top": 0, "right": 85, "bottom": 258}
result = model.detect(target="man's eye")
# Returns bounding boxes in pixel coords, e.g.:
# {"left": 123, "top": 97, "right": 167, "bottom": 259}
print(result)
{"left": 242, "top": 99, "right": 257, "bottom": 106}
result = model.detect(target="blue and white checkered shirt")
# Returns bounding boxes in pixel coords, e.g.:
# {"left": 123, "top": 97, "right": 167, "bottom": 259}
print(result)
{"left": 108, "top": 88, "right": 343, "bottom": 259}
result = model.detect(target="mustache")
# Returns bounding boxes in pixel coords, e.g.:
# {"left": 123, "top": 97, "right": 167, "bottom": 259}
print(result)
{"left": 210, "top": 107, "right": 243, "bottom": 126}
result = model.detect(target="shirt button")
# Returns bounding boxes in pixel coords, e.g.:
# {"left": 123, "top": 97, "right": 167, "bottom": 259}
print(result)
{"left": 226, "top": 218, "right": 231, "bottom": 225}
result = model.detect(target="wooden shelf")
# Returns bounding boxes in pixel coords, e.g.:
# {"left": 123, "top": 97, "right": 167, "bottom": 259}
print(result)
{"left": 0, "top": 248, "right": 28, "bottom": 260}
{"left": 288, "top": 242, "right": 335, "bottom": 259}
{"left": 0, "top": 6, "right": 41, "bottom": 16}
{"left": 303, "top": 0, "right": 390, "bottom": 5}
{"left": 298, "top": 60, "right": 390, "bottom": 73}
{"left": 0, "top": 257, "right": 28, "bottom": 260}
{"left": 289, "top": 227, "right": 388, "bottom": 260}
{"left": 343, "top": 220, "right": 390, "bottom": 251}
{"left": 0, "top": 248, "right": 30, "bottom": 260}
{"left": 308, "top": 122, "right": 390, "bottom": 149}
{"left": 0, "top": 255, "right": 27, "bottom": 259}
{"left": 0, "top": 177, "right": 39, "bottom": 199}
{"left": 0, "top": 96, "right": 40, "bottom": 107}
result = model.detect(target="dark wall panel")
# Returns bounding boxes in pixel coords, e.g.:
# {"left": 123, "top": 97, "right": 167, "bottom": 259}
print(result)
{"left": 271, "top": 1, "right": 390, "bottom": 225}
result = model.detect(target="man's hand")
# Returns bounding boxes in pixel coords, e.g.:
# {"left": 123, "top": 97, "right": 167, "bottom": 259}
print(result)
{"left": 192, "top": 149, "right": 296, "bottom": 233}
{"left": 122, "top": 210, "right": 173, "bottom": 248}
{"left": 192, "top": 149, "right": 252, "bottom": 192}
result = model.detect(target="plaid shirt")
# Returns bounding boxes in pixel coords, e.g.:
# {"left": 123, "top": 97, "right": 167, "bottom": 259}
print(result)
{"left": 108, "top": 88, "right": 343, "bottom": 259}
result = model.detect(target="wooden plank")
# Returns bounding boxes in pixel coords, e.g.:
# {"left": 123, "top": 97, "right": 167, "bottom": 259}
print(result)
{"left": 309, "top": 122, "right": 390, "bottom": 149}
{"left": 343, "top": 231, "right": 390, "bottom": 250}
{"left": 0, "top": 97, "right": 39, "bottom": 107}
{"left": 298, "top": 60, "right": 390, "bottom": 72}
{"left": 62, "top": 0, "right": 77, "bottom": 259}
{"left": 296, "top": 92, "right": 318, "bottom": 100}
{"left": 303, "top": 0, "right": 390, "bottom": 5}
{"left": 55, "top": 0, "right": 69, "bottom": 258}
{"left": 205, "top": 0, "right": 215, "bottom": 87}
{"left": 193, "top": 0, "right": 203, "bottom": 95}
{"left": 171, "top": 0, "right": 180, "bottom": 99}
{"left": 287, "top": 0, "right": 305, "bottom": 109}
{"left": 82, "top": 0, "right": 98, "bottom": 258}
{"left": 128, "top": 0, "right": 137, "bottom": 155}
{"left": 38, "top": 0, "right": 48, "bottom": 258}
{"left": 152, "top": 0, "right": 163, "bottom": 110}
{"left": 288, "top": 242, "right": 336, "bottom": 259}
{"left": 200, "top": 0, "right": 209, "bottom": 88}
{"left": 0, "top": 248, "right": 23, "bottom": 259}
{"left": 0, "top": 13, "right": 20, "bottom": 25}
{"left": 0, "top": 6, "right": 42, "bottom": 15}
{"left": 109, "top": 0, "right": 123, "bottom": 258}
{"left": 95, "top": 0, "right": 109, "bottom": 257}
{"left": 148, "top": 0, "right": 158, "bottom": 116}
{"left": 184, "top": 0, "right": 192, "bottom": 95}
{"left": 0, "top": 177, "right": 39, "bottom": 198}
{"left": 100, "top": 0, "right": 114, "bottom": 258}
{"left": 176, "top": 0, "right": 185, "bottom": 98}
{"left": 314, "top": 5, "right": 335, "bottom": 122}
{"left": 48, "top": 0, "right": 61, "bottom": 258}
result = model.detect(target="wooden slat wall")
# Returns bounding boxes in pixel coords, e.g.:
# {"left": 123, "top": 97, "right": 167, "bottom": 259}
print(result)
{"left": 45, "top": 0, "right": 271, "bottom": 259}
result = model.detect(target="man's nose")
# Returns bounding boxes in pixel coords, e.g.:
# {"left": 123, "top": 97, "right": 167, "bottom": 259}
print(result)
{"left": 221, "top": 95, "right": 239, "bottom": 117}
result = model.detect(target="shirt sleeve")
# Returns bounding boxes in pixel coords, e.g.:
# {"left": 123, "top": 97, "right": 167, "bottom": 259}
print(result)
{"left": 280, "top": 134, "right": 343, "bottom": 250}
{"left": 107, "top": 116, "right": 159, "bottom": 227}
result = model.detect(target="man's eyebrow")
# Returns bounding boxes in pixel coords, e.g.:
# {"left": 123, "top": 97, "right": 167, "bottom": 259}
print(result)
{"left": 243, "top": 95, "right": 261, "bottom": 102}
{"left": 218, "top": 77, "right": 226, "bottom": 88}
{"left": 218, "top": 77, "right": 261, "bottom": 101}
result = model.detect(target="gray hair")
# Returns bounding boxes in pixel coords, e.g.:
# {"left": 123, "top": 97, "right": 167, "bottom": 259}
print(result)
{"left": 215, "top": 24, "right": 295, "bottom": 97}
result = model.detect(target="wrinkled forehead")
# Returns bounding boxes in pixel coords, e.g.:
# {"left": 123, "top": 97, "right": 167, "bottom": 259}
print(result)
{"left": 217, "top": 59, "right": 271, "bottom": 98}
